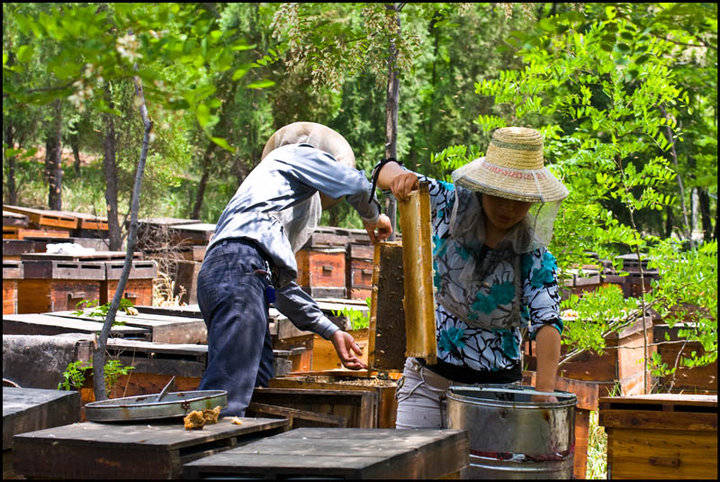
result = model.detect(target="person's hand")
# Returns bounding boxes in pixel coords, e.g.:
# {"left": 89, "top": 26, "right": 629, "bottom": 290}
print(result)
{"left": 389, "top": 172, "right": 419, "bottom": 201}
{"left": 331, "top": 330, "right": 368, "bottom": 370}
{"left": 363, "top": 214, "right": 392, "bottom": 243}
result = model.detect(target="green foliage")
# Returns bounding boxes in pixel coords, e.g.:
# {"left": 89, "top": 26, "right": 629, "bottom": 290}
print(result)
{"left": 560, "top": 285, "right": 639, "bottom": 355}
{"left": 58, "top": 359, "right": 134, "bottom": 392}
{"left": 72, "top": 298, "right": 136, "bottom": 324}
{"left": 332, "top": 298, "right": 372, "bottom": 331}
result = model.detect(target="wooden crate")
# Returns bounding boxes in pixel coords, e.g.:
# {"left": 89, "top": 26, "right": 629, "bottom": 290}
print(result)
{"left": 525, "top": 316, "right": 656, "bottom": 396}
{"left": 12, "top": 418, "right": 289, "bottom": 479}
{"left": 268, "top": 375, "right": 398, "bottom": 428}
{"left": 346, "top": 242, "right": 374, "bottom": 300}
{"left": 653, "top": 323, "right": 717, "bottom": 393}
{"left": 3, "top": 204, "right": 78, "bottom": 230}
{"left": 3, "top": 388, "right": 81, "bottom": 479}
{"left": 599, "top": 394, "right": 717, "bottom": 479}
{"left": 249, "top": 387, "right": 378, "bottom": 428}
{"left": 296, "top": 246, "right": 347, "bottom": 297}
{"left": 3, "top": 259, "right": 23, "bottom": 315}
{"left": 183, "top": 427, "right": 469, "bottom": 479}
{"left": 18, "top": 260, "right": 106, "bottom": 313}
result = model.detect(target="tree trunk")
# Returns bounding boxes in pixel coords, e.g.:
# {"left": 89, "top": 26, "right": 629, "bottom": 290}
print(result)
{"left": 45, "top": 100, "right": 63, "bottom": 211}
{"left": 71, "top": 134, "right": 82, "bottom": 174}
{"left": 93, "top": 72, "right": 153, "bottom": 401}
{"left": 103, "top": 82, "right": 122, "bottom": 250}
{"left": 3, "top": 121, "right": 18, "bottom": 205}
{"left": 192, "top": 143, "right": 216, "bottom": 219}
{"left": 697, "top": 188, "right": 713, "bottom": 242}
{"left": 385, "top": 3, "right": 401, "bottom": 240}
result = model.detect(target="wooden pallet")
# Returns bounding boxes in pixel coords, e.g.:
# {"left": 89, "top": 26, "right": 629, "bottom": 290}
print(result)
{"left": 599, "top": 394, "right": 717, "bottom": 479}
{"left": 12, "top": 417, "right": 289, "bottom": 479}
{"left": 183, "top": 427, "right": 468, "bottom": 479}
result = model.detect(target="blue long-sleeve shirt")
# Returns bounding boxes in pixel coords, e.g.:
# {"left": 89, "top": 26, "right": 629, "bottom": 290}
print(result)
{"left": 208, "top": 143, "right": 380, "bottom": 339}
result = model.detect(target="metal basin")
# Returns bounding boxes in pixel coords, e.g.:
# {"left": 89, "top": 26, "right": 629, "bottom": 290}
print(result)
{"left": 447, "top": 385, "right": 576, "bottom": 479}
{"left": 84, "top": 390, "right": 227, "bottom": 422}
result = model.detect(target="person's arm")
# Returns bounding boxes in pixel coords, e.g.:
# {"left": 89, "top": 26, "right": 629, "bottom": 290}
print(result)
{"left": 375, "top": 160, "right": 417, "bottom": 200}
{"left": 274, "top": 282, "right": 367, "bottom": 370}
{"left": 535, "top": 324, "right": 561, "bottom": 392}
{"left": 523, "top": 249, "right": 564, "bottom": 395}
{"left": 278, "top": 145, "right": 390, "bottom": 242}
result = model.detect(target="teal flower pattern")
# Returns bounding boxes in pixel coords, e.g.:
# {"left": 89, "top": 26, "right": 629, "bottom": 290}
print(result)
{"left": 531, "top": 251, "right": 558, "bottom": 288}
{"left": 438, "top": 326, "right": 466, "bottom": 355}
{"left": 472, "top": 292, "right": 497, "bottom": 314}
{"left": 490, "top": 281, "right": 515, "bottom": 306}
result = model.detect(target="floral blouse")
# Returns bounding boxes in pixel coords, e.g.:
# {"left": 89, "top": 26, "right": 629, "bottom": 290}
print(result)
{"left": 417, "top": 173, "right": 563, "bottom": 374}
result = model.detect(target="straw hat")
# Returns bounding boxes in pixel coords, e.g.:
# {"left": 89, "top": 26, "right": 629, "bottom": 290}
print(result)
{"left": 262, "top": 121, "right": 355, "bottom": 169}
{"left": 451, "top": 127, "right": 568, "bottom": 203}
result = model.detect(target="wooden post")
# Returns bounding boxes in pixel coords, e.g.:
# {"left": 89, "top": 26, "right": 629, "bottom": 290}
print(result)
{"left": 397, "top": 182, "right": 437, "bottom": 363}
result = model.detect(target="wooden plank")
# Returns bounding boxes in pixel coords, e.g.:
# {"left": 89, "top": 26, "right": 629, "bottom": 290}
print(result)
{"left": 21, "top": 260, "right": 106, "bottom": 280}
{"left": 397, "top": 182, "right": 437, "bottom": 363}
{"left": 2, "top": 388, "right": 81, "bottom": 450}
{"left": 3, "top": 313, "right": 150, "bottom": 339}
{"left": 250, "top": 387, "right": 377, "bottom": 428}
{"left": 12, "top": 417, "right": 289, "bottom": 479}
{"left": 600, "top": 393, "right": 717, "bottom": 410}
{"left": 599, "top": 409, "right": 717, "bottom": 432}
{"left": 183, "top": 427, "right": 469, "bottom": 479}
{"left": 369, "top": 241, "right": 408, "bottom": 370}
{"left": 246, "top": 402, "right": 347, "bottom": 428}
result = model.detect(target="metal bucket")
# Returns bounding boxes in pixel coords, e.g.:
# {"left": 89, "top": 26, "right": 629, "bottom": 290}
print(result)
{"left": 446, "top": 385, "right": 576, "bottom": 479}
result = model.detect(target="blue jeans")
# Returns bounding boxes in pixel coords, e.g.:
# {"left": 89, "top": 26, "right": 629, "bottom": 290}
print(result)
{"left": 196, "top": 239, "right": 275, "bottom": 417}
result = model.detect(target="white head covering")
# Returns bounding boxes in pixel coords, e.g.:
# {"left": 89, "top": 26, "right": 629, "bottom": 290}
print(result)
{"left": 262, "top": 122, "right": 355, "bottom": 252}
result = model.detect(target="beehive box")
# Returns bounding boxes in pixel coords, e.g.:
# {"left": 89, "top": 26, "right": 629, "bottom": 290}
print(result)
{"left": 267, "top": 374, "right": 398, "bottom": 428}
{"left": 3, "top": 205, "right": 78, "bottom": 231}
{"left": 17, "top": 260, "right": 106, "bottom": 313}
{"left": 13, "top": 418, "right": 289, "bottom": 479}
{"left": 183, "top": 428, "right": 469, "bottom": 479}
{"left": 346, "top": 243, "right": 374, "bottom": 300}
{"left": 3, "top": 259, "right": 23, "bottom": 314}
{"left": 599, "top": 394, "right": 717, "bottom": 479}
{"left": 653, "top": 323, "right": 717, "bottom": 394}
{"left": 101, "top": 259, "right": 157, "bottom": 306}
{"left": 296, "top": 245, "right": 347, "bottom": 299}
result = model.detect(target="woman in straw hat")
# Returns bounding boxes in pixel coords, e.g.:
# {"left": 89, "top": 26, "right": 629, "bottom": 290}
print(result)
{"left": 374, "top": 126, "right": 568, "bottom": 428}
{"left": 198, "top": 122, "right": 392, "bottom": 417}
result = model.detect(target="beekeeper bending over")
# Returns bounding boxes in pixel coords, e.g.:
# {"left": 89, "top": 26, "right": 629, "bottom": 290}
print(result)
{"left": 198, "top": 122, "right": 392, "bottom": 417}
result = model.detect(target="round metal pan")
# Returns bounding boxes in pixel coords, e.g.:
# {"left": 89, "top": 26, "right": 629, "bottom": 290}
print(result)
{"left": 84, "top": 390, "right": 227, "bottom": 422}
